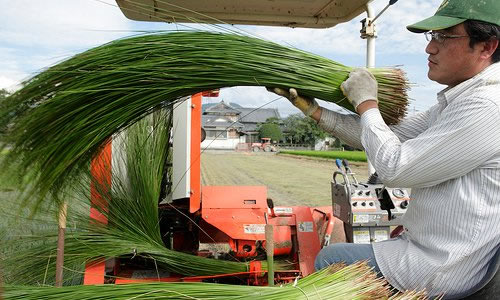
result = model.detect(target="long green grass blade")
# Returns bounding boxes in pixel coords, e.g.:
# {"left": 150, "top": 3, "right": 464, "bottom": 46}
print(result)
{"left": 2, "top": 262, "right": 429, "bottom": 299}
{"left": 0, "top": 31, "right": 409, "bottom": 209}
{"left": 1, "top": 111, "right": 285, "bottom": 284}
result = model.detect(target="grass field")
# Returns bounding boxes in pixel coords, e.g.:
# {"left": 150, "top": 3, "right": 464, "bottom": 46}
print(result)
{"left": 279, "top": 150, "right": 367, "bottom": 162}
{"left": 201, "top": 151, "right": 369, "bottom": 207}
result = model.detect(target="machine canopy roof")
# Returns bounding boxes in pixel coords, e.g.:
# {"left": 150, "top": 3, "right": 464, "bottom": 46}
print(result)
{"left": 116, "top": 0, "right": 372, "bottom": 28}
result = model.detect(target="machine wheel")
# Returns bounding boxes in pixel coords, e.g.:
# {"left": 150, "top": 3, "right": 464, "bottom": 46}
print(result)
{"left": 264, "top": 145, "right": 271, "bottom": 152}
{"left": 200, "top": 128, "right": 206, "bottom": 143}
{"left": 252, "top": 146, "right": 260, "bottom": 152}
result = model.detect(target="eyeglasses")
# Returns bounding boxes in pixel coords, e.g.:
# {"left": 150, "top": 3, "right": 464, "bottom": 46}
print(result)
{"left": 424, "top": 31, "right": 470, "bottom": 44}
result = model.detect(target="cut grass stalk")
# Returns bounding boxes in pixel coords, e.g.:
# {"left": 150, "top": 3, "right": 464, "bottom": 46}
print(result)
{"left": 1, "top": 112, "right": 283, "bottom": 284}
{"left": 0, "top": 31, "right": 410, "bottom": 210}
{"left": 1, "top": 262, "right": 430, "bottom": 300}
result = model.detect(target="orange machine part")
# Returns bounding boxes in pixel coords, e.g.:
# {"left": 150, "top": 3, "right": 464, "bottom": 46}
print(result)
{"left": 84, "top": 140, "right": 112, "bottom": 285}
{"left": 293, "top": 207, "right": 322, "bottom": 276}
{"left": 201, "top": 186, "right": 268, "bottom": 240}
{"left": 201, "top": 186, "right": 293, "bottom": 257}
{"left": 89, "top": 140, "right": 111, "bottom": 225}
{"left": 190, "top": 93, "right": 202, "bottom": 213}
{"left": 201, "top": 89, "right": 220, "bottom": 97}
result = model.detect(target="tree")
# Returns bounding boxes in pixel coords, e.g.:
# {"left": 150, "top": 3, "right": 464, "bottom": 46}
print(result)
{"left": 0, "top": 89, "right": 11, "bottom": 136}
{"left": 258, "top": 122, "right": 283, "bottom": 142}
{"left": 283, "top": 114, "right": 328, "bottom": 146}
{"left": 0, "top": 89, "right": 9, "bottom": 101}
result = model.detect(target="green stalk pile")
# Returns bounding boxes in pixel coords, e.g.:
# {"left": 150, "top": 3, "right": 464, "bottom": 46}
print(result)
{"left": 1, "top": 111, "right": 282, "bottom": 285}
{"left": 2, "top": 262, "right": 428, "bottom": 300}
{"left": 0, "top": 31, "right": 409, "bottom": 209}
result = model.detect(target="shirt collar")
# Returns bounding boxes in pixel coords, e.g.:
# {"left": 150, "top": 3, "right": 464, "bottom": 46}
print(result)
{"left": 436, "top": 62, "right": 500, "bottom": 105}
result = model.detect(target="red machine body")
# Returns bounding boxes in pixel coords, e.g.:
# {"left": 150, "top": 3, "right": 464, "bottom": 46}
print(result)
{"left": 83, "top": 93, "right": 336, "bottom": 286}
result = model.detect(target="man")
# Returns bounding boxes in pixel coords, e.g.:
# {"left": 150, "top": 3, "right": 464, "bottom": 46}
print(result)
{"left": 271, "top": 0, "right": 500, "bottom": 298}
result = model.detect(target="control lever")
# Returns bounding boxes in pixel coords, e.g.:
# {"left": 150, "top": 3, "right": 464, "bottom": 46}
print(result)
{"left": 342, "top": 159, "right": 359, "bottom": 186}
{"left": 335, "top": 159, "right": 343, "bottom": 172}
{"left": 333, "top": 159, "right": 351, "bottom": 193}
{"left": 267, "top": 198, "right": 276, "bottom": 218}
{"left": 378, "top": 189, "right": 396, "bottom": 221}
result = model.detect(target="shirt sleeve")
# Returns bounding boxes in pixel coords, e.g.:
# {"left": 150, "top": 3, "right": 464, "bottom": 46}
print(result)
{"left": 318, "top": 106, "right": 433, "bottom": 148}
{"left": 318, "top": 108, "right": 364, "bottom": 150}
{"left": 360, "top": 97, "right": 500, "bottom": 188}
{"left": 390, "top": 107, "right": 433, "bottom": 142}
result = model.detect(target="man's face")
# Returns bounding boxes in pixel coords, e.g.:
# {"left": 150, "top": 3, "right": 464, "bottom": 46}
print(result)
{"left": 425, "top": 23, "right": 484, "bottom": 87}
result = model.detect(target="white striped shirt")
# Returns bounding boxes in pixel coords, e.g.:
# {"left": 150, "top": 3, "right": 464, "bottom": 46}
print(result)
{"left": 318, "top": 62, "right": 500, "bottom": 298}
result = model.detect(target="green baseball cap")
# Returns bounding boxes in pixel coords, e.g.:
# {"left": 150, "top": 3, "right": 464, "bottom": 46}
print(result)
{"left": 407, "top": 0, "right": 500, "bottom": 33}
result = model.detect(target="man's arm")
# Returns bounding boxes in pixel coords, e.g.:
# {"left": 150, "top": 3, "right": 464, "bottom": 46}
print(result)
{"left": 316, "top": 107, "right": 364, "bottom": 150}
{"left": 360, "top": 99, "right": 500, "bottom": 188}
{"left": 269, "top": 87, "right": 365, "bottom": 149}
{"left": 342, "top": 69, "right": 500, "bottom": 188}
{"left": 270, "top": 85, "right": 432, "bottom": 149}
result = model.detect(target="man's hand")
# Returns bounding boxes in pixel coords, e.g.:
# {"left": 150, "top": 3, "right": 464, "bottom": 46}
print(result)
{"left": 268, "top": 87, "right": 319, "bottom": 117}
{"left": 340, "top": 68, "right": 378, "bottom": 112}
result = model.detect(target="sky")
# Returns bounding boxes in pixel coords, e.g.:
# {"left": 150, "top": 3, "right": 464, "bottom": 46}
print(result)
{"left": 0, "top": 0, "right": 445, "bottom": 116}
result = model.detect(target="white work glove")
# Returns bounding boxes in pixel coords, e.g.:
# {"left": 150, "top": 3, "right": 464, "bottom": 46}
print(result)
{"left": 340, "top": 68, "right": 378, "bottom": 111}
{"left": 268, "top": 87, "right": 319, "bottom": 117}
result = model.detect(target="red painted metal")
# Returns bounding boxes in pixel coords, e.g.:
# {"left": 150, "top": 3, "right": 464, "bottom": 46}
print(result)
{"left": 79, "top": 91, "right": 337, "bottom": 286}
{"left": 115, "top": 278, "right": 180, "bottom": 284}
{"left": 84, "top": 140, "right": 112, "bottom": 284}
{"left": 290, "top": 207, "right": 322, "bottom": 276}
{"left": 190, "top": 93, "right": 202, "bottom": 213}
{"left": 201, "top": 89, "right": 220, "bottom": 97}
{"left": 83, "top": 261, "right": 106, "bottom": 285}
{"left": 201, "top": 186, "right": 267, "bottom": 240}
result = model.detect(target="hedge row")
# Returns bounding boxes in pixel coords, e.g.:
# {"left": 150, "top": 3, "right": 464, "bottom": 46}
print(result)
{"left": 279, "top": 150, "right": 367, "bottom": 162}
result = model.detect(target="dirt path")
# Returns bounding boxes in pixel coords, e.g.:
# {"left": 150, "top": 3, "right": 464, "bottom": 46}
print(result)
{"left": 201, "top": 151, "right": 369, "bottom": 207}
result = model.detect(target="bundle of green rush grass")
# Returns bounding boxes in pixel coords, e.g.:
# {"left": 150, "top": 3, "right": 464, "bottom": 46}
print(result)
{"left": 2, "top": 262, "right": 429, "bottom": 300}
{"left": 0, "top": 31, "right": 409, "bottom": 209}
{"left": 1, "top": 111, "right": 285, "bottom": 285}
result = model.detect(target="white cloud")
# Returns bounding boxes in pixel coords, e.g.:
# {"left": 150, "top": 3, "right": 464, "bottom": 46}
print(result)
{"left": 248, "top": 25, "right": 364, "bottom": 57}
{"left": 0, "top": 0, "right": 444, "bottom": 112}
{"left": 0, "top": 76, "right": 20, "bottom": 91}
{"left": 239, "top": 0, "right": 442, "bottom": 57}
{"left": 0, "top": 0, "right": 131, "bottom": 49}
{"left": 0, "top": 0, "right": 138, "bottom": 88}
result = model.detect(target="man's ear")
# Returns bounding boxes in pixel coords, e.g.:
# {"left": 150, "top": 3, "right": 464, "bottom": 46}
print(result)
{"left": 480, "top": 38, "right": 499, "bottom": 61}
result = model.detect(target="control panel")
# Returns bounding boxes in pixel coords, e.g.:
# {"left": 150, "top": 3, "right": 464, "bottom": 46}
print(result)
{"left": 331, "top": 159, "right": 410, "bottom": 244}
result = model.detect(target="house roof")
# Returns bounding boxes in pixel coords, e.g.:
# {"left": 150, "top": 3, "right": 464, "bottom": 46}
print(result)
{"left": 202, "top": 115, "right": 244, "bottom": 129}
{"left": 238, "top": 107, "right": 281, "bottom": 123}
{"left": 204, "top": 101, "right": 241, "bottom": 115}
{"left": 201, "top": 101, "right": 282, "bottom": 133}
{"left": 202, "top": 102, "right": 242, "bottom": 113}
{"left": 241, "top": 123, "right": 259, "bottom": 133}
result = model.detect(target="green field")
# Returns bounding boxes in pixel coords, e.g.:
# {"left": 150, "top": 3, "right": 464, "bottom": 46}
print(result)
{"left": 279, "top": 150, "right": 367, "bottom": 162}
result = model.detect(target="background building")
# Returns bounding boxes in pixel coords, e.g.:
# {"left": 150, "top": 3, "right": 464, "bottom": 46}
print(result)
{"left": 201, "top": 101, "right": 281, "bottom": 150}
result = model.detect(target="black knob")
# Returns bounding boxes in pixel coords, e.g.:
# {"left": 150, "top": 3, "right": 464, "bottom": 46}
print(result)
{"left": 361, "top": 202, "right": 366, "bottom": 207}
{"left": 400, "top": 200, "right": 409, "bottom": 209}
{"left": 352, "top": 202, "right": 358, "bottom": 207}
{"left": 342, "top": 159, "right": 350, "bottom": 168}
{"left": 266, "top": 198, "right": 274, "bottom": 209}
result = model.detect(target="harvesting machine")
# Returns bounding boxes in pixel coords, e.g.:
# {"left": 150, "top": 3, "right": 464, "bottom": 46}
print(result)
{"left": 81, "top": 0, "right": 401, "bottom": 286}
{"left": 81, "top": 1, "right": 498, "bottom": 298}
